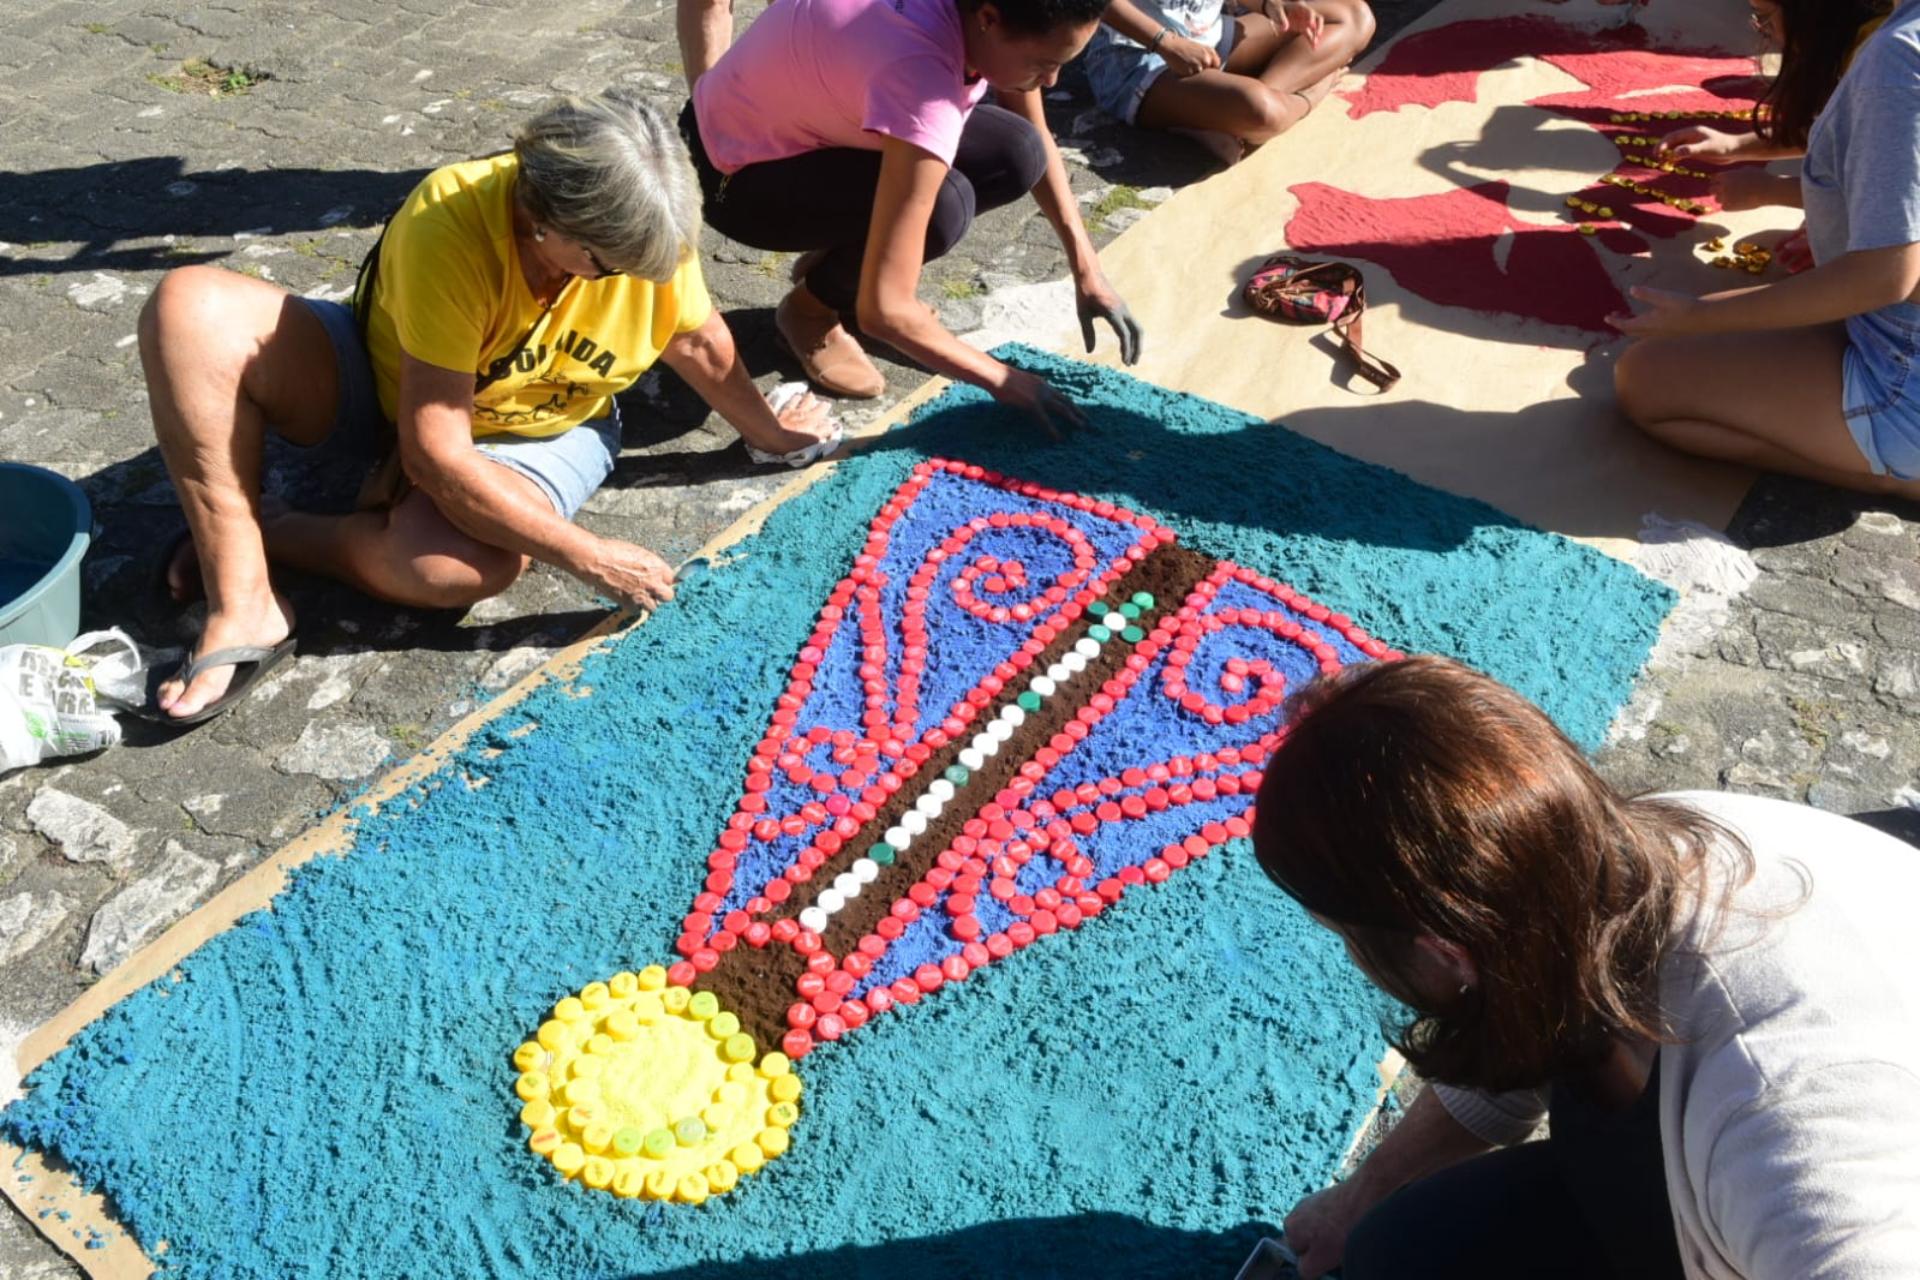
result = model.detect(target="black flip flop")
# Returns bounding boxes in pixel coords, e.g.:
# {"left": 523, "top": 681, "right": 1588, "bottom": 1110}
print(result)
{"left": 129, "top": 637, "right": 297, "bottom": 727}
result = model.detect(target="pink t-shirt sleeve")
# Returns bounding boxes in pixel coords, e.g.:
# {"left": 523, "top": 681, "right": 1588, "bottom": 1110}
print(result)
{"left": 862, "top": 52, "right": 972, "bottom": 165}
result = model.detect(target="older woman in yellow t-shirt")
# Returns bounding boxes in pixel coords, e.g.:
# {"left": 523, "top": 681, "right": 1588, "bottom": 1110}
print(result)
{"left": 139, "top": 88, "right": 835, "bottom": 724}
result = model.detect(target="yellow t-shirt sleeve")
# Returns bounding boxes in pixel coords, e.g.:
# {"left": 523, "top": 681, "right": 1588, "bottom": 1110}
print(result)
{"left": 672, "top": 256, "right": 714, "bottom": 336}
{"left": 382, "top": 201, "right": 494, "bottom": 375}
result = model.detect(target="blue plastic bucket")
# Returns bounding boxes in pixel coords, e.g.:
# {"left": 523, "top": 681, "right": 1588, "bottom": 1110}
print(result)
{"left": 0, "top": 462, "right": 92, "bottom": 650}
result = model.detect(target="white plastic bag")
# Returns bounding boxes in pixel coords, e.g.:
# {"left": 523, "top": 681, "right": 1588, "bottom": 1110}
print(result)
{"left": 0, "top": 629, "right": 148, "bottom": 774}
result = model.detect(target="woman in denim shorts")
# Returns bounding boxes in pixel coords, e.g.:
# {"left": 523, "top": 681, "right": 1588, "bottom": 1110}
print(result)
{"left": 142, "top": 88, "right": 836, "bottom": 724}
{"left": 1613, "top": 0, "right": 1920, "bottom": 502}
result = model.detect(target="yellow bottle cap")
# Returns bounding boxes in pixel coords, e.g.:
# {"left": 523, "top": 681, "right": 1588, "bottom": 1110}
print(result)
{"left": 512, "top": 1042, "right": 546, "bottom": 1072}
{"left": 663, "top": 987, "right": 692, "bottom": 1015}
{"left": 676, "top": 1173, "right": 711, "bottom": 1205}
{"left": 567, "top": 1103, "right": 601, "bottom": 1131}
{"left": 638, "top": 965, "right": 668, "bottom": 992}
{"left": 580, "top": 982, "right": 611, "bottom": 1010}
{"left": 536, "top": 1020, "right": 570, "bottom": 1052}
{"left": 553, "top": 997, "right": 587, "bottom": 1023}
{"left": 515, "top": 1071, "right": 550, "bottom": 1101}
{"left": 632, "top": 993, "right": 665, "bottom": 1024}
{"left": 529, "top": 1128, "right": 561, "bottom": 1155}
{"left": 725, "top": 1062, "right": 756, "bottom": 1085}
{"left": 757, "top": 1127, "right": 790, "bottom": 1158}
{"left": 706, "top": 1160, "right": 740, "bottom": 1194}
{"left": 552, "top": 1142, "right": 586, "bottom": 1176}
{"left": 571, "top": 1054, "right": 605, "bottom": 1080}
{"left": 643, "top": 1168, "right": 676, "bottom": 1201}
{"left": 583, "top": 1155, "right": 615, "bottom": 1188}
{"left": 767, "top": 1101, "right": 799, "bottom": 1129}
{"left": 688, "top": 991, "right": 719, "bottom": 1021}
{"left": 709, "top": 1011, "right": 741, "bottom": 1039}
{"left": 674, "top": 1116, "right": 708, "bottom": 1147}
{"left": 520, "top": 1100, "right": 557, "bottom": 1129}
{"left": 769, "top": 1074, "right": 803, "bottom": 1104}
{"left": 582, "top": 1124, "right": 614, "bottom": 1155}
{"left": 587, "top": 1033, "right": 614, "bottom": 1056}
{"left": 612, "top": 1127, "right": 645, "bottom": 1158}
{"left": 606, "top": 1011, "right": 640, "bottom": 1042}
{"left": 720, "top": 1033, "right": 756, "bottom": 1063}
{"left": 561, "top": 1077, "right": 601, "bottom": 1107}
{"left": 758, "top": 1052, "right": 792, "bottom": 1079}
{"left": 609, "top": 971, "right": 639, "bottom": 998}
{"left": 613, "top": 1161, "right": 645, "bottom": 1198}
{"left": 701, "top": 1104, "right": 734, "bottom": 1133}
{"left": 644, "top": 1128, "right": 676, "bottom": 1160}
{"left": 730, "top": 1142, "right": 765, "bottom": 1174}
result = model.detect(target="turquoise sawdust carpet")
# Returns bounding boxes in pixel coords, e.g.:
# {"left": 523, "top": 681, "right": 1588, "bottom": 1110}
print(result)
{"left": 2, "top": 348, "right": 1672, "bottom": 1278}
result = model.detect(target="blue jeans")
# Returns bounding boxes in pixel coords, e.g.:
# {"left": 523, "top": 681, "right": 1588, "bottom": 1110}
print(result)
{"left": 293, "top": 297, "right": 620, "bottom": 518}
{"left": 1841, "top": 308, "right": 1920, "bottom": 481}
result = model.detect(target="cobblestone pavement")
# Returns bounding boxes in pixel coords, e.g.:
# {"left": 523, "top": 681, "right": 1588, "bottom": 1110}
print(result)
{"left": 1, "top": 0, "right": 1914, "bottom": 1272}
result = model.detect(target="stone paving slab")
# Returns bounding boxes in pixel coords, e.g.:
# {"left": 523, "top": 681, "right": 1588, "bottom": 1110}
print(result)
{"left": 2, "top": 0, "right": 1916, "bottom": 1273}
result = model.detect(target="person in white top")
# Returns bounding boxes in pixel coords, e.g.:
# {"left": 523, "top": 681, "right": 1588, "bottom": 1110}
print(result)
{"left": 1251, "top": 655, "right": 1920, "bottom": 1279}
{"left": 1082, "top": 0, "right": 1373, "bottom": 164}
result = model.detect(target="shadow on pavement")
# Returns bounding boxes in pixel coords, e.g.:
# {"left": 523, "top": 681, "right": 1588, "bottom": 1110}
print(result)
{"left": 0, "top": 157, "right": 426, "bottom": 276}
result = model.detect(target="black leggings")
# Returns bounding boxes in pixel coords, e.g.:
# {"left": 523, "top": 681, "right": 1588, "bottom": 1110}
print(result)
{"left": 680, "top": 100, "right": 1047, "bottom": 311}
{"left": 1343, "top": 1062, "right": 1685, "bottom": 1279}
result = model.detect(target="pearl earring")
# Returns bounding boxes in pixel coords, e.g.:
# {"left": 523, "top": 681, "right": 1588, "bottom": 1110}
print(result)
{"left": 533, "top": 226, "right": 546, "bottom": 242}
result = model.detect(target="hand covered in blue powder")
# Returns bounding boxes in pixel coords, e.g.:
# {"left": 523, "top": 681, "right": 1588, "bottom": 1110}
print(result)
{"left": 1075, "top": 272, "right": 1145, "bottom": 365}
{"left": 992, "top": 367, "right": 1091, "bottom": 441}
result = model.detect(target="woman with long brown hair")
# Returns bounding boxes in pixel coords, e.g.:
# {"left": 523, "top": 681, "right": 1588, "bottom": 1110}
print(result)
{"left": 1254, "top": 657, "right": 1920, "bottom": 1279}
{"left": 1612, "top": 0, "right": 1920, "bottom": 498}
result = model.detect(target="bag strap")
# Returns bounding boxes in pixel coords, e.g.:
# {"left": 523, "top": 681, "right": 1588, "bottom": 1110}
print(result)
{"left": 1327, "top": 283, "right": 1402, "bottom": 391}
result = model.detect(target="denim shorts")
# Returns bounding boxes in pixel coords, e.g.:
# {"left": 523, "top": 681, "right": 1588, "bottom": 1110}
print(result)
{"left": 1083, "top": 16, "right": 1240, "bottom": 125}
{"left": 1840, "top": 310, "right": 1920, "bottom": 481}
{"left": 293, "top": 297, "right": 620, "bottom": 519}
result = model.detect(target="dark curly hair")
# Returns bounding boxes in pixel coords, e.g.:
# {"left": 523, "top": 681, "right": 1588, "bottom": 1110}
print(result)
{"left": 1759, "top": 0, "right": 1892, "bottom": 149}
{"left": 959, "top": 0, "right": 1109, "bottom": 38}
{"left": 1251, "top": 656, "right": 1755, "bottom": 1094}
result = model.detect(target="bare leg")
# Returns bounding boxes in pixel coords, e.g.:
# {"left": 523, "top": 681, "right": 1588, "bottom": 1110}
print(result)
{"left": 264, "top": 484, "right": 533, "bottom": 610}
{"left": 1137, "top": 0, "right": 1373, "bottom": 144}
{"left": 1244, "top": 0, "right": 1373, "bottom": 97}
{"left": 677, "top": 0, "right": 733, "bottom": 92}
{"left": 140, "top": 266, "right": 337, "bottom": 718}
{"left": 1614, "top": 325, "right": 1920, "bottom": 499}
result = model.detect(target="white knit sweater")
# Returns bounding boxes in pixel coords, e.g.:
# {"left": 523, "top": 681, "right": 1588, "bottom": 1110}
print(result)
{"left": 1432, "top": 792, "right": 1920, "bottom": 1279}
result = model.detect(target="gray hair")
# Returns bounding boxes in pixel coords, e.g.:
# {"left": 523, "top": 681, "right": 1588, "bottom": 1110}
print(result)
{"left": 513, "top": 87, "right": 703, "bottom": 282}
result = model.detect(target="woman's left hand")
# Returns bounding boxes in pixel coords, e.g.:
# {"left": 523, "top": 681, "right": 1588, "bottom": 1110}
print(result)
{"left": 1075, "top": 271, "right": 1145, "bottom": 365}
{"left": 1607, "top": 285, "right": 1709, "bottom": 337}
{"left": 1275, "top": 0, "right": 1324, "bottom": 46}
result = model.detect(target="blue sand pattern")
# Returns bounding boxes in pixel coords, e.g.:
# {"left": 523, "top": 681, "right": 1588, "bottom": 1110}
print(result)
{"left": 1, "top": 347, "right": 1673, "bottom": 1278}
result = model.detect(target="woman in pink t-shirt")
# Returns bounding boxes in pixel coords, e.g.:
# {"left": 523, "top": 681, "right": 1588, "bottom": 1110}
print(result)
{"left": 684, "top": 0, "right": 1140, "bottom": 428}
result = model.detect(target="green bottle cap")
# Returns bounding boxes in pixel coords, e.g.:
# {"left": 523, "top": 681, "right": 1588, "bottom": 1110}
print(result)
{"left": 1088, "top": 625, "right": 1111, "bottom": 642}
{"left": 943, "top": 764, "right": 971, "bottom": 785}
{"left": 1016, "top": 690, "right": 1042, "bottom": 711}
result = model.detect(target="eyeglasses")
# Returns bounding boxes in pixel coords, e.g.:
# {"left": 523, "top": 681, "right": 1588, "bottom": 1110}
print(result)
{"left": 581, "top": 244, "right": 623, "bottom": 278}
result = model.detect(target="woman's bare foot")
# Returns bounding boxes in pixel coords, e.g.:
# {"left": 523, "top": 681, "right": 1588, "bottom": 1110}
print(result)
{"left": 1297, "top": 62, "right": 1348, "bottom": 111}
{"left": 1173, "top": 127, "right": 1249, "bottom": 168}
{"left": 156, "top": 590, "right": 297, "bottom": 720}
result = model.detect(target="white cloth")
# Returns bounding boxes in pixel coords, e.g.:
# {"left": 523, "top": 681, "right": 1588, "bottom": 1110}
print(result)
{"left": 1433, "top": 792, "right": 1920, "bottom": 1280}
